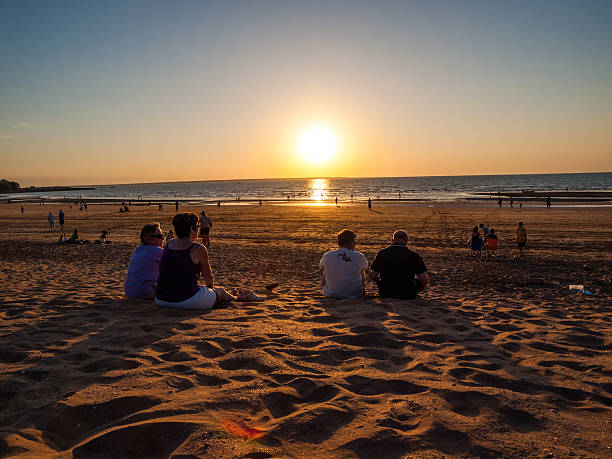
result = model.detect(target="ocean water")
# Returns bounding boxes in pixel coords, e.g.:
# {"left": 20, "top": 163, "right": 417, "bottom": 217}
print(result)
{"left": 9, "top": 172, "right": 612, "bottom": 202}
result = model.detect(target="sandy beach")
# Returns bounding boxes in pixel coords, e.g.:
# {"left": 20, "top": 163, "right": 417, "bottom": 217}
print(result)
{"left": 0, "top": 201, "right": 610, "bottom": 458}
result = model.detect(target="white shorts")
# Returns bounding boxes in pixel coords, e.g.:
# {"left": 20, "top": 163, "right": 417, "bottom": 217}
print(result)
{"left": 156, "top": 286, "right": 217, "bottom": 310}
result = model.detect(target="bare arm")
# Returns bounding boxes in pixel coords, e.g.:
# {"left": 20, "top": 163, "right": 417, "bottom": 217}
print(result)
{"left": 368, "top": 270, "right": 379, "bottom": 281}
{"left": 192, "top": 244, "right": 214, "bottom": 288}
{"left": 416, "top": 273, "right": 429, "bottom": 291}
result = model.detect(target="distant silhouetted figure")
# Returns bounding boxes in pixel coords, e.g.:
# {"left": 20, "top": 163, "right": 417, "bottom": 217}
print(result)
{"left": 58, "top": 209, "right": 65, "bottom": 231}
{"left": 510, "top": 197, "right": 513, "bottom": 208}
{"left": 124, "top": 205, "right": 129, "bottom": 212}
{"left": 47, "top": 212, "right": 56, "bottom": 231}
{"left": 335, "top": 197, "right": 338, "bottom": 206}
{"left": 498, "top": 197, "right": 502, "bottom": 208}
{"left": 20, "top": 205, "right": 24, "bottom": 214}
{"left": 175, "top": 200, "right": 179, "bottom": 211}
{"left": 516, "top": 222, "right": 527, "bottom": 257}
{"left": 217, "top": 201, "right": 221, "bottom": 208}
{"left": 259, "top": 199, "right": 262, "bottom": 206}
{"left": 546, "top": 196, "right": 551, "bottom": 208}
{"left": 368, "top": 198, "right": 372, "bottom": 210}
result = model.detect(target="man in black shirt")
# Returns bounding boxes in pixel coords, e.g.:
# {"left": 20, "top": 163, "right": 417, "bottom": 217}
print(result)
{"left": 369, "top": 230, "right": 429, "bottom": 299}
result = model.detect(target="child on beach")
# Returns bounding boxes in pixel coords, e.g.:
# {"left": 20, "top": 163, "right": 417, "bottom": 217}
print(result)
{"left": 486, "top": 228, "right": 499, "bottom": 256}
{"left": 468, "top": 226, "right": 483, "bottom": 256}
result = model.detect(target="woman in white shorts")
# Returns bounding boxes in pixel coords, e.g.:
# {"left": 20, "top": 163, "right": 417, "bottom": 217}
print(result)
{"left": 155, "top": 212, "right": 234, "bottom": 309}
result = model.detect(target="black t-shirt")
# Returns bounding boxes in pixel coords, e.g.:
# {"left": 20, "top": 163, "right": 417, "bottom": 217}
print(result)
{"left": 371, "top": 244, "right": 428, "bottom": 299}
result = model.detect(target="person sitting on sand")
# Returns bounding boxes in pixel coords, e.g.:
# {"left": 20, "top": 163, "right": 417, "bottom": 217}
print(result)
{"left": 516, "top": 221, "right": 527, "bottom": 257}
{"left": 154, "top": 212, "right": 237, "bottom": 309}
{"left": 486, "top": 228, "right": 499, "bottom": 256}
{"left": 59, "top": 229, "right": 80, "bottom": 244}
{"left": 369, "top": 230, "right": 429, "bottom": 300}
{"left": 124, "top": 223, "right": 165, "bottom": 299}
{"left": 319, "top": 229, "right": 368, "bottom": 299}
{"left": 468, "top": 226, "right": 483, "bottom": 256}
{"left": 94, "top": 230, "right": 110, "bottom": 244}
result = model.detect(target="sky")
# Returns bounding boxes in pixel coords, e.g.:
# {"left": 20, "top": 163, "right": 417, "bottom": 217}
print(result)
{"left": 1, "top": 0, "right": 611, "bottom": 186}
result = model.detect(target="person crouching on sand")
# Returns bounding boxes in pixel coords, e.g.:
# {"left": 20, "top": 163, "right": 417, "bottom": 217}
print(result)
{"left": 155, "top": 212, "right": 236, "bottom": 309}
{"left": 319, "top": 229, "right": 368, "bottom": 299}
{"left": 124, "top": 223, "right": 165, "bottom": 299}
{"left": 369, "top": 230, "right": 429, "bottom": 300}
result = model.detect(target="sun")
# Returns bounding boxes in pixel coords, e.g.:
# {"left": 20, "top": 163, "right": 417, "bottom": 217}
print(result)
{"left": 297, "top": 124, "right": 339, "bottom": 164}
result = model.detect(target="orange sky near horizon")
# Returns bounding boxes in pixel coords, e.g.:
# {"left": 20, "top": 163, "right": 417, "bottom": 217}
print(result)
{"left": 1, "top": 2, "right": 611, "bottom": 187}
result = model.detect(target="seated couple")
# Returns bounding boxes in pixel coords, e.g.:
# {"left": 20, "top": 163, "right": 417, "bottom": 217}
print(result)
{"left": 124, "top": 213, "right": 260, "bottom": 309}
{"left": 319, "top": 229, "right": 429, "bottom": 300}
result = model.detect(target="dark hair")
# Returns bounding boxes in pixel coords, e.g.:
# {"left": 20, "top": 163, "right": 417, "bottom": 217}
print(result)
{"left": 490, "top": 228, "right": 495, "bottom": 234}
{"left": 473, "top": 226, "right": 479, "bottom": 232}
{"left": 392, "top": 230, "right": 408, "bottom": 242}
{"left": 173, "top": 212, "right": 199, "bottom": 238}
{"left": 140, "top": 223, "right": 161, "bottom": 244}
{"left": 518, "top": 221, "right": 523, "bottom": 226}
{"left": 337, "top": 229, "right": 356, "bottom": 247}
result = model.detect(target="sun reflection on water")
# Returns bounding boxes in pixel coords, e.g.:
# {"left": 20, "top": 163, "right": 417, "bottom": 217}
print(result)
{"left": 309, "top": 178, "right": 329, "bottom": 201}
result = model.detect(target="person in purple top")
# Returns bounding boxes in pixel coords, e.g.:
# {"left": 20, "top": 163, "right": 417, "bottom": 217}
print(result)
{"left": 155, "top": 212, "right": 235, "bottom": 309}
{"left": 124, "top": 223, "right": 165, "bottom": 299}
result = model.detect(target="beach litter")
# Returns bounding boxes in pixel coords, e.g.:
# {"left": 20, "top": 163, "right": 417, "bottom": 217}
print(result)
{"left": 569, "top": 285, "right": 593, "bottom": 295}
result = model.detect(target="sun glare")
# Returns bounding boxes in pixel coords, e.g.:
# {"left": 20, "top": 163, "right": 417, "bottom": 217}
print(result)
{"left": 297, "top": 125, "right": 339, "bottom": 164}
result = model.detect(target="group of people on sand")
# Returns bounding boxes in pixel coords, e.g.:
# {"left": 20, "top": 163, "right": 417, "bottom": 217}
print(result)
{"left": 125, "top": 211, "right": 259, "bottom": 310}
{"left": 124, "top": 211, "right": 430, "bottom": 310}
{"left": 467, "top": 222, "right": 528, "bottom": 257}
{"left": 320, "top": 229, "right": 428, "bottom": 300}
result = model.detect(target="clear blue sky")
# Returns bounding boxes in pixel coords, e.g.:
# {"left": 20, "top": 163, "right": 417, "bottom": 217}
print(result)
{"left": 1, "top": 0, "right": 611, "bottom": 185}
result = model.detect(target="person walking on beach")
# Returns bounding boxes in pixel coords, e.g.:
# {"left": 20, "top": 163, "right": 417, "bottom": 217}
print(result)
{"left": 368, "top": 198, "right": 372, "bottom": 209}
{"left": 175, "top": 200, "right": 179, "bottom": 211}
{"left": 516, "top": 222, "right": 527, "bottom": 257}
{"left": 498, "top": 196, "right": 503, "bottom": 208}
{"left": 198, "top": 210, "right": 213, "bottom": 248}
{"left": 47, "top": 211, "right": 55, "bottom": 231}
{"left": 369, "top": 230, "right": 428, "bottom": 300}
{"left": 20, "top": 205, "right": 24, "bottom": 214}
{"left": 58, "top": 209, "right": 65, "bottom": 231}
{"left": 546, "top": 196, "right": 551, "bottom": 208}
{"left": 479, "top": 223, "right": 490, "bottom": 241}
{"left": 319, "top": 229, "right": 368, "bottom": 299}
{"left": 510, "top": 197, "right": 514, "bottom": 208}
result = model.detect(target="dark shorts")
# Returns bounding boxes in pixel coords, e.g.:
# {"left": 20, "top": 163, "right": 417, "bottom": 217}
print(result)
{"left": 199, "top": 227, "right": 210, "bottom": 235}
{"left": 517, "top": 241, "right": 526, "bottom": 248}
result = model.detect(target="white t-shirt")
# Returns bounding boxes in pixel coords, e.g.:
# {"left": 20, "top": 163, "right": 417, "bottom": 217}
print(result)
{"left": 319, "top": 247, "right": 368, "bottom": 299}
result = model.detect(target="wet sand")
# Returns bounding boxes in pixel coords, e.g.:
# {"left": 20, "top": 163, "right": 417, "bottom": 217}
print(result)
{"left": 0, "top": 202, "right": 611, "bottom": 458}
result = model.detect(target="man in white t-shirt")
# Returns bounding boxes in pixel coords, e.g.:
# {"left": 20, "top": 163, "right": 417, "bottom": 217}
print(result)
{"left": 319, "top": 229, "right": 368, "bottom": 299}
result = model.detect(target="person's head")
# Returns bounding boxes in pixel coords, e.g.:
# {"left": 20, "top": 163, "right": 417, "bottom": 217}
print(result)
{"left": 172, "top": 212, "right": 199, "bottom": 239}
{"left": 72, "top": 229, "right": 78, "bottom": 235}
{"left": 337, "top": 229, "right": 356, "bottom": 249}
{"left": 490, "top": 228, "right": 495, "bottom": 235}
{"left": 201, "top": 210, "right": 207, "bottom": 216}
{"left": 392, "top": 230, "right": 408, "bottom": 245}
{"left": 479, "top": 223, "right": 484, "bottom": 228}
{"left": 518, "top": 221, "right": 523, "bottom": 227}
{"left": 140, "top": 223, "right": 164, "bottom": 246}
{"left": 473, "top": 226, "right": 479, "bottom": 233}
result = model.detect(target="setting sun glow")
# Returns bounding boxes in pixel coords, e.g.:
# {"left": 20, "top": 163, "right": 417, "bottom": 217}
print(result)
{"left": 297, "top": 125, "right": 339, "bottom": 164}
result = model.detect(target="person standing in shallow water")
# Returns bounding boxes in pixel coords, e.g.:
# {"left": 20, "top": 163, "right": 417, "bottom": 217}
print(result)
{"left": 368, "top": 198, "right": 372, "bottom": 209}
